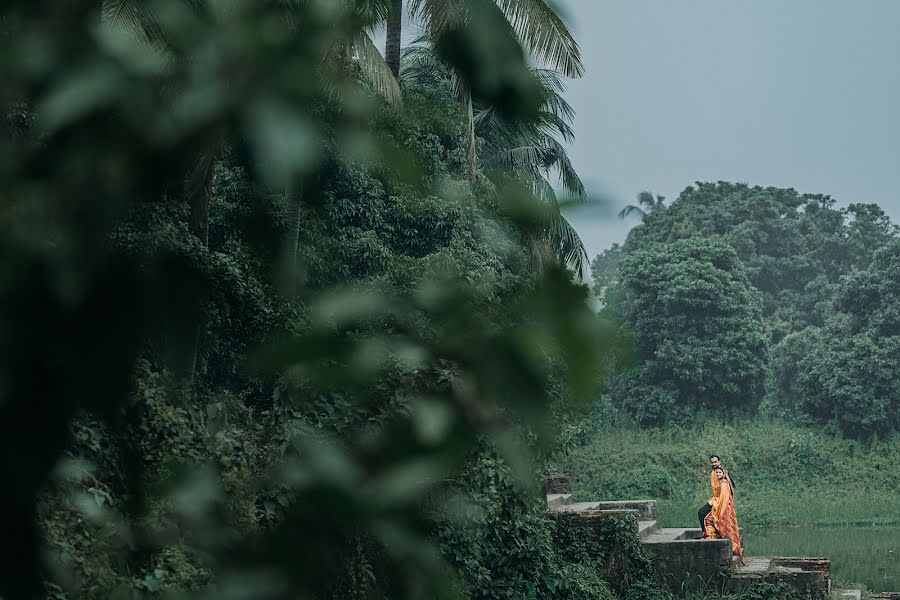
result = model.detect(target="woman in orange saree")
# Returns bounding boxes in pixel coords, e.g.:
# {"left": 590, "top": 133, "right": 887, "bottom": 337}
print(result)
{"left": 704, "top": 466, "right": 744, "bottom": 563}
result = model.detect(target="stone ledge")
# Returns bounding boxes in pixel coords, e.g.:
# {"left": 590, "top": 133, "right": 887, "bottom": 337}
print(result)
{"left": 545, "top": 493, "right": 574, "bottom": 509}
{"left": 586, "top": 499, "right": 657, "bottom": 520}
{"left": 638, "top": 519, "right": 659, "bottom": 539}
{"left": 728, "top": 557, "right": 830, "bottom": 600}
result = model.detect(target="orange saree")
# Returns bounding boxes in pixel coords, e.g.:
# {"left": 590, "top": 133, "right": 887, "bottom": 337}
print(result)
{"left": 704, "top": 479, "right": 743, "bottom": 561}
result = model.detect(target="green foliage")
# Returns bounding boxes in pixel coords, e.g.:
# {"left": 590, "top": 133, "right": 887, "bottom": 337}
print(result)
{"left": 762, "top": 327, "right": 821, "bottom": 422}
{"left": 589, "top": 243, "right": 623, "bottom": 305}
{"left": 612, "top": 238, "right": 768, "bottom": 425}
{"left": 795, "top": 240, "right": 900, "bottom": 437}
{"left": 595, "top": 181, "right": 900, "bottom": 437}
{"left": 550, "top": 512, "right": 652, "bottom": 597}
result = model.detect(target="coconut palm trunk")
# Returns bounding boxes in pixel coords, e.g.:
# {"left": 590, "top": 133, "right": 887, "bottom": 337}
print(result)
{"left": 283, "top": 179, "right": 304, "bottom": 295}
{"left": 385, "top": 0, "right": 403, "bottom": 77}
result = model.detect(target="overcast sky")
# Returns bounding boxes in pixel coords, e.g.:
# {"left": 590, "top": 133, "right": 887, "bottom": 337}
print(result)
{"left": 555, "top": 0, "right": 900, "bottom": 258}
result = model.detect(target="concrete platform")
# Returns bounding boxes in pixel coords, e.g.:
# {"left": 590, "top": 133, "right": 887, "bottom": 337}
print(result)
{"left": 546, "top": 493, "right": 573, "bottom": 509}
{"left": 642, "top": 527, "right": 733, "bottom": 590}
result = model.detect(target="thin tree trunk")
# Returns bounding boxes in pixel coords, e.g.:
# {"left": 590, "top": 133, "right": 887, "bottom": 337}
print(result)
{"left": 465, "top": 91, "right": 476, "bottom": 182}
{"left": 385, "top": 0, "right": 403, "bottom": 78}
{"left": 184, "top": 150, "right": 215, "bottom": 379}
{"left": 186, "top": 151, "right": 214, "bottom": 246}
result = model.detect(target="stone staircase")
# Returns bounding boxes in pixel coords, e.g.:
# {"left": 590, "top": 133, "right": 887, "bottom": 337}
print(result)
{"left": 545, "top": 480, "right": 842, "bottom": 600}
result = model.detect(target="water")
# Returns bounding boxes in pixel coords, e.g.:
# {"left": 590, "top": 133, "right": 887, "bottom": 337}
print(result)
{"left": 748, "top": 526, "right": 899, "bottom": 593}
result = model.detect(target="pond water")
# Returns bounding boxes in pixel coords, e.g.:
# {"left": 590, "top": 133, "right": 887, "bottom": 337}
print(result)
{"left": 747, "top": 526, "right": 899, "bottom": 592}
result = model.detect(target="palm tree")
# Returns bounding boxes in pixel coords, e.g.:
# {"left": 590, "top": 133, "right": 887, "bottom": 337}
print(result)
{"left": 403, "top": 43, "right": 587, "bottom": 273}
{"left": 388, "top": 0, "right": 584, "bottom": 181}
{"left": 618, "top": 190, "right": 667, "bottom": 220}
{"left": 477, "top": 68, "right": 587, "bottom": 273}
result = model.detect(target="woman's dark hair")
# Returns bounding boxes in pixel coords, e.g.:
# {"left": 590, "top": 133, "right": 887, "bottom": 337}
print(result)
{"left": 709, "top": 454, "right": 720, "bottom": 460}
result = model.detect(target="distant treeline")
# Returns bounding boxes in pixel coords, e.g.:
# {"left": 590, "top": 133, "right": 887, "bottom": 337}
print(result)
{"left": 593, "top": 182, "right": 900, "bottom": 438}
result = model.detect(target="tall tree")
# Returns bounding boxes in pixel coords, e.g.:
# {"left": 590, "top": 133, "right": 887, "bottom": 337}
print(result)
{"left": 402, "top": 0, "right": 584, "bottom": 181}
{"left": 614, "top": 237, "right": 768, "bottom": 426}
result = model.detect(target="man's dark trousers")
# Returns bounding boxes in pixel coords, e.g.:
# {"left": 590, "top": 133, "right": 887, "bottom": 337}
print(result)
{"left": 698, "top": 503, "right": 711, "bottom": 531}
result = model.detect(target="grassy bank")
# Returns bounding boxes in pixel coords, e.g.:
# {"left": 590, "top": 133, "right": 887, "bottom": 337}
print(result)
{"left": 557, "top": 421, "right": 900, "bottom": 528}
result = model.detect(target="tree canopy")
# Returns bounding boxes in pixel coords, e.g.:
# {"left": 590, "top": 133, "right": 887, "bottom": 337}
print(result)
{"left": 613, "top": 238, "right": 768, "bottom": 426}
{"left": 596, "top": 181, "right": 900, "bottom": 437}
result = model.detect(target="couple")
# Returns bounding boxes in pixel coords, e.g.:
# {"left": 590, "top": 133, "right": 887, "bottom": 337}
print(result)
{"left": 697, "top": 454, "right": 743, "bottom": 563}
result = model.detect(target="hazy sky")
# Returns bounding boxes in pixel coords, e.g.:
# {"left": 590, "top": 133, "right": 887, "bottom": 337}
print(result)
{"left": 555, "top": 0, "right": 900, "bottom": 258}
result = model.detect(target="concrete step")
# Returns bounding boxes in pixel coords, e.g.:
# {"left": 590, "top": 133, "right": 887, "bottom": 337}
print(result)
{"left": 638, "top": 520, "right": 659, "bottom": 540}
{"left": 545, "top": 493, "right": 573, "bottom": 510}
{"left": 641, "top": 527, "right": 706, "bottom": 544}
{"left": 832, "top": 590, "right": 861, "bottom": 600}
{"left": 733, "top": 556, "right": 772, "bottom": 575}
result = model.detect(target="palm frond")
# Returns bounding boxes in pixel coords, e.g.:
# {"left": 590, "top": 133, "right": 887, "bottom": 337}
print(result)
{"left": 400, "top": 40, "right": 448, "bottom": 85}
{"left": 100, "top": 0, "right": 176, "bottom": 75}
{"left": 532, "top": 68, "right": 575, "bottom": 122}
{"left": 409, "top": 0, "right": 467, "bottom": 39}
{"left": 636, "top": 190, "right": 656, "bottom": 210}
{"left": 529, "top": 174, "right": 558, "bottom": 205}
{"left": 355, "top": 0, "right": 393, "bottom": 25}
{"left": 353, "top": 31, "right": 403, "bottom": 106}
{"left": 547, "top": 204, "right": 589, "bottom": 272}
{"left": 499, "top": 145, "right": 551, "bottom": 169}
{"left": 618, "top": 204, "right": 647, "bottom": 220}
{"left": 543, "top": 136, "right": 583, "bottom": 198}
{"left": 101, "top": 0, "right": 173, "bottom": 63}
{"left": 493, "top": 0, "right": 584, "bottom": 78}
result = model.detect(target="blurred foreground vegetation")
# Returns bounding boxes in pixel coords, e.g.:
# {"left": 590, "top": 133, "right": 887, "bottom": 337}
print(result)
{"left": 1, "top": 1, "right": 633, "bottom": 599}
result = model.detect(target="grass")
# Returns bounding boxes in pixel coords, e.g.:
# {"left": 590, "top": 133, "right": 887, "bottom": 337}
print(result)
{"left": 556, "top": 420, "right": 900, "bottom": 528}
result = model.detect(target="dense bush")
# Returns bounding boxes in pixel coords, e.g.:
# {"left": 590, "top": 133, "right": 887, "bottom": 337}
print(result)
{"left": 612, "top": 238, "right": 768, "bottom": 425}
